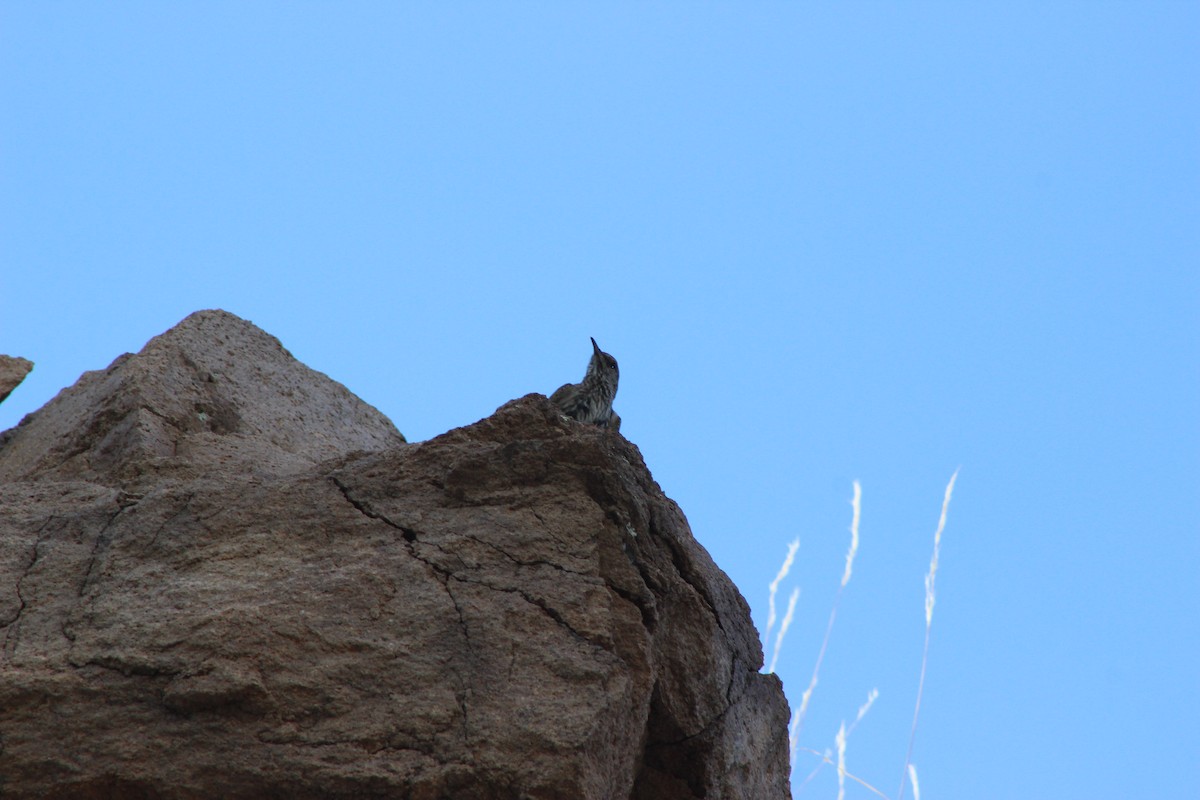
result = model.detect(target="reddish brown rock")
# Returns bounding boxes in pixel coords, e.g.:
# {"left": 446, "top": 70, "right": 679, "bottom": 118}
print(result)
{"left": 0, "top": 355, "right": 33, "bottom": 406}
{"left": 0, "top": 311, "right": 791, "bottom": 799}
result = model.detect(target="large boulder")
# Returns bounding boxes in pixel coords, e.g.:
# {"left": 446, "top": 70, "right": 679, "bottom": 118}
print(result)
{"left": 0, "top": 309, "right": 405, "bottom": 486}
{"left": 0, "top": 310, "right": 790, "bottom": 799}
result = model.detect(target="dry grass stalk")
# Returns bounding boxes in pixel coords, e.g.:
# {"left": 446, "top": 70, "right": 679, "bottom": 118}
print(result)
{"left": 896, "top": 470, "right": 959, "bottom": 800}
{"left": 835, "top": 723, "right": 848, "bottom": 800}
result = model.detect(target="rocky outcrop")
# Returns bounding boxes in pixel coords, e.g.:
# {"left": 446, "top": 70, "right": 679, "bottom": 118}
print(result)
{"left": 0, "top": 355, "right": 33, "bottom": 406}
{"left": 0, "top": 310, "right": 791, "bottom": 799}
{"left": 0, "top": 310, "right": 405, "bottom": 487}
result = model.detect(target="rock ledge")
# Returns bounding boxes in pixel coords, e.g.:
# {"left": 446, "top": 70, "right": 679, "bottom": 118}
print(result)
{"left": 0, "top": 310, "right": 790, "bottom": 799}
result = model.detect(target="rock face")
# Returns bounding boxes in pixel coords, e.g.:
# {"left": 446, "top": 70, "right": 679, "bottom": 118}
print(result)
{"left": 0, "top": 355, "right": 34, "bottom": 406}
{"left": 0, "top": 310, "right": 405, "bottom": 487}
{"left": 0, "top": 310, "right": 791, "bottom": 799}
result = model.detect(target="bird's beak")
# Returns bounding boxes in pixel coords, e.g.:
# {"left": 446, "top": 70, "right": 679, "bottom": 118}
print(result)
{"left": 591, "top": 337, "right": 601, "bottom": 355}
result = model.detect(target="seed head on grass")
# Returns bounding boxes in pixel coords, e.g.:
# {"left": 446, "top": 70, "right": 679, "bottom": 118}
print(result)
{"left": 852, "top": 687, "right": 879, "bottom": 732}
{"left": 769, "top": 586, "right": 800, "bottom": 674}
{"left": 924, "top": 470, "right": 956, "bottom": 626}
{"left": 766, "top": 537, "right": 800, "bottom": 643}
{"left": 841, "top": 481, "right": 862, "bottom": 588}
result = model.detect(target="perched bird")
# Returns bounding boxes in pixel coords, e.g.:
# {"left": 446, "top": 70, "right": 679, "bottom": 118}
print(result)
{"left": 550, "top": 337, "right": 620, "bottom": 430}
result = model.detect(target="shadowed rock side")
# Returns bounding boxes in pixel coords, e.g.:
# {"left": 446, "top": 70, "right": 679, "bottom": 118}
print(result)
{"left": 0, "top": 312, "right": 791, "bottom": 800}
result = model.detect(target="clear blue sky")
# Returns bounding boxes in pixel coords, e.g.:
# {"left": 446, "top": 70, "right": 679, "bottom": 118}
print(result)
{"left": 3, "top": 4, "right": 1197, "bottom": 797}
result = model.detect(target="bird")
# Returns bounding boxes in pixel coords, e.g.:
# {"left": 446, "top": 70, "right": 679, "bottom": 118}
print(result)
{"left": 550, "top": 337, "right": 620, "bottom": 431}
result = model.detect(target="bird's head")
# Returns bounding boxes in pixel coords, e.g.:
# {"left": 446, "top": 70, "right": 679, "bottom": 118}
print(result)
{"left": 587, "top": 337, "right": 619, "bottom": 390}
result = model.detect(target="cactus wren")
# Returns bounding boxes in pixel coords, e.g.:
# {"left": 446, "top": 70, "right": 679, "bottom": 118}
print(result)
{"left": 550, "top": 337, "right": 620, "bottom": 431}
